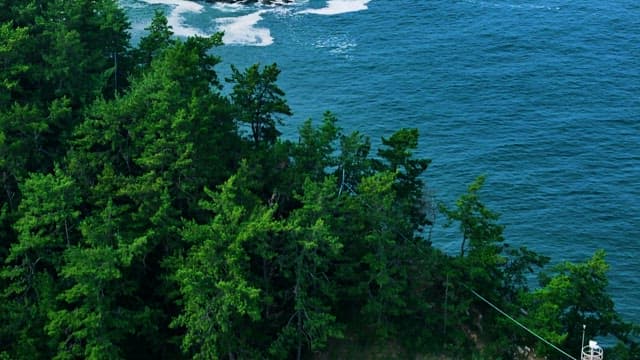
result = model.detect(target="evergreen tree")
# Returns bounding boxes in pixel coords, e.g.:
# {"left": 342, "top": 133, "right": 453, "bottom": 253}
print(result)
{"left": 174, "top": 165, "right": 281, "bottom": 359}
{"left": 375, "top": 128, "right": 432, "bottom": 234}
{"left": 0, "top": 21, "right": 29, "bottom": 107}
{"left": 271, "top": 178, "right": 344, "bottom": 359}
{"left": 522, "top": 250, "right": 637, "bottom": 359}
{"left": 291, "top": 112, "right": 340, "bottom": 183}
{"left": 0, "top": 2, "right": 637, "bottom": 358}
{"left": 1, "top": 169, "right": 81, "bottom": 359}
{"left": 0, "top": 0, "right": 132, "bottom": 272}
{"left": 132, "top": 10, "right": 175, "bottom": 73}
{"left": 439, "top": 177, "right": 550, "bottom": 358}
{"left": 60, "top": 31, "right": 235, "bottom": 358}
{"left": 227, "top": 63, "right": 292, "bottom": 145}
{"left": 335, "top": 130, "right": 372, "bottom": 196}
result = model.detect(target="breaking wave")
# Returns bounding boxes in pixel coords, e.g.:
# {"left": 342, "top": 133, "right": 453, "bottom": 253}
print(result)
{"left": 124, "top": 0, "right": 373, "bottom": 45}
{"left": 299, "top": 0, "right": 371, "bottom": 15}
{"left": 216, "top": 10, "right": 273, "bottom": 46}
{"left": 139, "top": 0, "right": 205, "bottom": 37}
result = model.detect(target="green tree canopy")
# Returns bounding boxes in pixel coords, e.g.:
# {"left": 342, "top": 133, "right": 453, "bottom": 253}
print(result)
{"left": 0, "top": 3, "right": 637, "bottom": 360}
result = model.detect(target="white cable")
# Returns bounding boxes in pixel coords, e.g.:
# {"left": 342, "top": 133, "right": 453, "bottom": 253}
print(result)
{"left": 467, "top": 287, "right": 577, "bottom": 360}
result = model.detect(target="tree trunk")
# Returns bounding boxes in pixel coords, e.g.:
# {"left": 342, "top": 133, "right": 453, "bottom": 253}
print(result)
{"left": 297, "top": 311, "right": 302, "bottom": 360}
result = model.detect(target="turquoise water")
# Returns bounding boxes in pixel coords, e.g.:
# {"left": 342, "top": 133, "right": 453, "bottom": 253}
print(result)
{"left": 120, "top": 0, "right": 640, "bottom": 322}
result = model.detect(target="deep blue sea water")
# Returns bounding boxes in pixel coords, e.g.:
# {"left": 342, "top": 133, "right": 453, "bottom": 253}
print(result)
{"left": 120, "top": 0, "right": 640, "bottom": 323}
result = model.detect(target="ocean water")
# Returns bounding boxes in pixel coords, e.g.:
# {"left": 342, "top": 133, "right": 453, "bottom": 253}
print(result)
{"left": 120, "top": 0, "right": 640, "bottom": 323}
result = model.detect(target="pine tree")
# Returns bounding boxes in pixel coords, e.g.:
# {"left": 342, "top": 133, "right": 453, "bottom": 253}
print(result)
{"left": 271, "top": 178, "right": 344, "bottom": 359}
{"left": 174, "top": 165, "right": 281, "bottom": 359}
{"left": 1, "top": 169, "right": 81, "bottom": 359}
{"left": 227, "top": 63, "right": 292, "bottom": 145}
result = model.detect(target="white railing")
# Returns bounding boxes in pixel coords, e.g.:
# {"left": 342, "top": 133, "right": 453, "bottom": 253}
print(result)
{"left": 581, "top": 340, "right": 603, "bottom": 360}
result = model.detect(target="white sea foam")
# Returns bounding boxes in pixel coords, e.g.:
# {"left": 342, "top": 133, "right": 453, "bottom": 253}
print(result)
{"left": 298, "top": 0, "right": 371, "bottom": 15}
{"left": 210, "top": 2, "right": 246, "bottom": 13}
{"left": 216, "top": 10, "right": 273, "bottom": 46}
{"left": 139, "top": 0, "right": 205, "bottom": 37}
{"left": 211, "top": 0, "right": 302, "bottom": 12}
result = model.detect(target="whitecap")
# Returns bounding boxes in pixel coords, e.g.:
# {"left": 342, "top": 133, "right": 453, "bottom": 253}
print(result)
{"left": 298, "top": 0, "right": 371, "bottom": 15}
{"left": 216, "top": 10, "right": 273, "bottom": 46}
{"left": 139, "top": 0, "right": 205, "bottom": 37}
{"left": 314, "top": 34, "right": 356, "bottom": 58}
{"left": 210, "top": 2, "right": 246, "bottom": 13}
{"left": 212, "top": 0, "right": 304, "bottom": 11}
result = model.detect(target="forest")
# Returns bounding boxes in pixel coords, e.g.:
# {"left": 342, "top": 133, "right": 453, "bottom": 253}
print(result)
{"left": 0, "top": 1, "right": 638, "bottom": 359}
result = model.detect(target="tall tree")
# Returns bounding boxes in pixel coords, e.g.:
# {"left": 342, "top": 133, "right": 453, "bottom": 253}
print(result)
{"left": 174, "top": 165, "right": 281, "bottom": 359}
{"left": 38, "top": 0, "right": 131, "bottom": 102}
{"left": 227, "top": 63, "right": 292, "bottom": 145}
{"left": 439, "top": 177, "right": 550, "bottom": 357}
{"left": 0, "top": 0, "right": 132, "bottom": 266}
{"left": 271, "top": 178, "right": 344, "bottom": 359}
{"left": 291, "top": 112, "right": 340, "bottom": 184}
{"left": 375, "top": 128, "right": 432, "bottom": 234}
{"left": 132, "top": 10, "right": 175, "bottom": 73}
{"left": 335, "top": 130, "right": 372, "bottom": 197}
{"left": 61, "top": 31, "right": 235, "bottom": 358}
{"left": 0, "top": 169, "right": 81, "bottom": 359}
{"left": 0, "top": 21, "right": 29, "bottom": 108}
